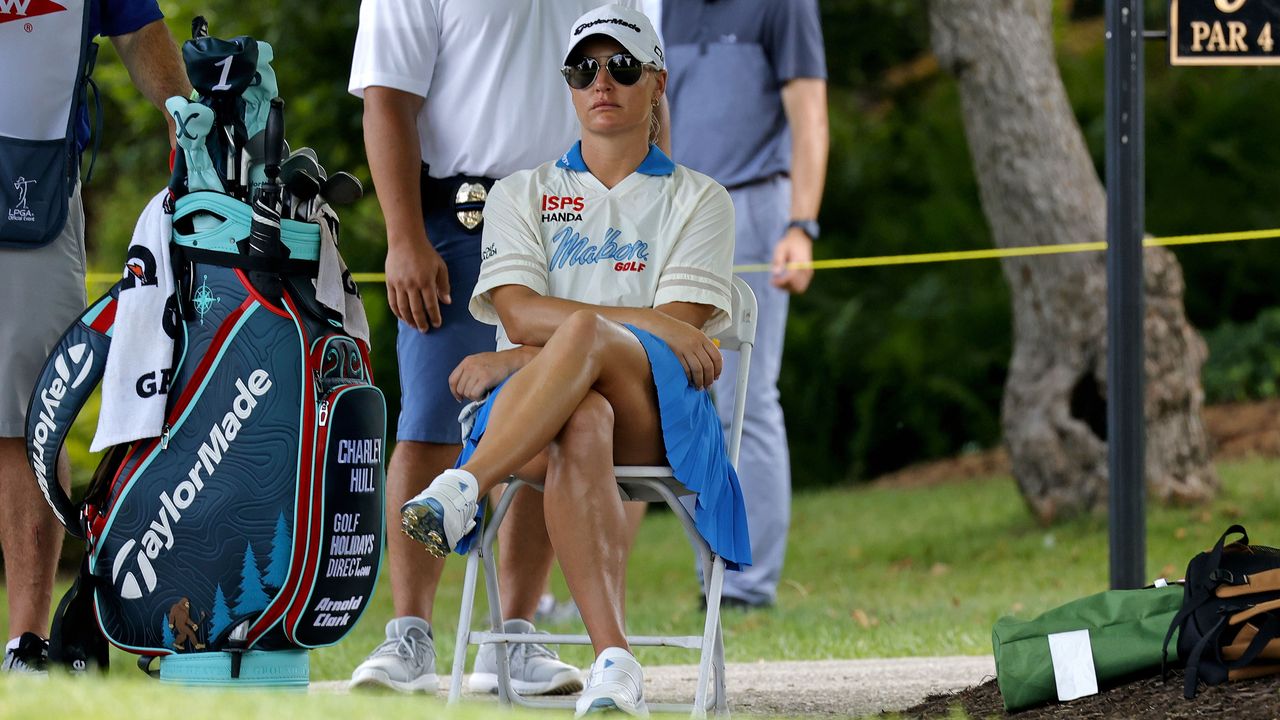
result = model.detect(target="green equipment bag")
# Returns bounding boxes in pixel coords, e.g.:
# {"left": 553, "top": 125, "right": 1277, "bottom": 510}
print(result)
{"left": 992, "top": 584, "right": 1184, "bottom": 711}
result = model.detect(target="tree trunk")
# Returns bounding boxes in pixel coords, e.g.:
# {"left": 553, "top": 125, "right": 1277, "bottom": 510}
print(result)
{"left": 928, "top": 0, "right": 1218, "bottom": 522}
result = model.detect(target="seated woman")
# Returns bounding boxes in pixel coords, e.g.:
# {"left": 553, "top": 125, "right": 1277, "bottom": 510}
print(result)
{"left": 400, "top": 5, "right": 750, "bottom": 717}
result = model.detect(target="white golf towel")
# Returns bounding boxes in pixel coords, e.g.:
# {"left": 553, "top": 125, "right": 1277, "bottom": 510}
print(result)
{"left": 92, "top": 190, "right": 175, "bottom": 451}
{"left": 312, "top": 202, "right": 370, "bottom": 344}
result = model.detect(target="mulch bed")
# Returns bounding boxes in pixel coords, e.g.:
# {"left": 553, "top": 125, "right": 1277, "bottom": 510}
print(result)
{"left": 873, "top": 398, "right": 1280, "bottom": 490}
{"left": 895, "top": 670, "right": 1280, "bottom": 719}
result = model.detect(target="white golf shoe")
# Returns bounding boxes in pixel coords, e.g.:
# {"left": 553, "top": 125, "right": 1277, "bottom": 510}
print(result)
{"left": 574, "top": 647, "right": 649, "bottom": 718}
{"left": 400, "top": 469, "right": 480, "bottom": 557}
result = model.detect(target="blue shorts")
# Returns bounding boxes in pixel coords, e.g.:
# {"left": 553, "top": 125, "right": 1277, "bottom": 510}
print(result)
{"left": 395, "top": 201, "right": 495, "bottom": 444}
{"left": 454, "top": 324, "right": 752, "bottom": 570}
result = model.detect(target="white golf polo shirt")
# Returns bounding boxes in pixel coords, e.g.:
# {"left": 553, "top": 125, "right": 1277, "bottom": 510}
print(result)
{"left": 348, "top": 0, "right": 644, "bottom": 180}
{"left": 471, "top": 142, "right": 735, "bottom": 350}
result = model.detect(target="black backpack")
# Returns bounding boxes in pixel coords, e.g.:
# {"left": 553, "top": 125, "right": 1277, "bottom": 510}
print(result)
{"left": 1163, "top": 525, "right": 1280, "bottom": 698}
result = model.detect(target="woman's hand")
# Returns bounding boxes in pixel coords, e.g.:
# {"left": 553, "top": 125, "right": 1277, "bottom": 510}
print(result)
{"left": 449, "top": 349, "right": 535, "bottom": 401}
{"left": 652, "top": 314, "right": 722, "bottom": 390}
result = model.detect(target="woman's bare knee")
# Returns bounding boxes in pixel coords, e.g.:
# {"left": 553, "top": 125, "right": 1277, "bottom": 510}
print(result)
{"left": 551, "top": 310, "right": 606, "bottom": 350}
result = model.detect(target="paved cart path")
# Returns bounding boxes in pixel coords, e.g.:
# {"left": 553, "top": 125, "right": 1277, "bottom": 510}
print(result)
{"left": 314, "top": 655, "right": 996, "bottom": 717}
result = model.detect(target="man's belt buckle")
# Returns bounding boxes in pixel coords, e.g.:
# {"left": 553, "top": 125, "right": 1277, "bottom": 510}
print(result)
{"left": 454, "top": 182, "right": 488, "bottom": 230}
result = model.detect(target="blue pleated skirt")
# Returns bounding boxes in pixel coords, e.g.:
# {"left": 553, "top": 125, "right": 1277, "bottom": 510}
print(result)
{"left": 453, "top": 324, "right": 752, "bottom": 570}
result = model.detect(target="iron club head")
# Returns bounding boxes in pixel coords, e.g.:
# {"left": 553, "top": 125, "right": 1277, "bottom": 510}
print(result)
{"left": 321, "top": 172, "right": 363, "bottom": 205}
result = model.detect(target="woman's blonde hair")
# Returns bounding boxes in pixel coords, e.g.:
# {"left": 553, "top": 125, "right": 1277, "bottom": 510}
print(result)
{"left": 648, "top": 98, "right": 660, "bottom": 145}
{"left": 646, "top": 67, "right": 663, "bottom": 145}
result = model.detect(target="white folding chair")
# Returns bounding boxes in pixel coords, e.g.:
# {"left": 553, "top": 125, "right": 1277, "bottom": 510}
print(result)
{"left": 447, "top": 276, "right": 758, "bottom": 718}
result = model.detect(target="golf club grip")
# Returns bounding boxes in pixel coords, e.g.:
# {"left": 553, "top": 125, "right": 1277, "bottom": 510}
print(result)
{"left": 248, "top": 189, "right": 283, "bottom": 299}
{"left": 168, "top": 148, "right": 188, "bottom": 199}
{"left": 264, "top": 98, "right": 284, "bottom": 182}
{"left": 248, "top": 191, "right": 281, "bottom": 256}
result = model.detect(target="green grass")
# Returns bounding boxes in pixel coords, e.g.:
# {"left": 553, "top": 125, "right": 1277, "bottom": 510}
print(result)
{"left": 4, "top": 458, "right": 1279, "bottom": 691}
{"left": 0, "top": 673, "right": 546, "bottom": 720}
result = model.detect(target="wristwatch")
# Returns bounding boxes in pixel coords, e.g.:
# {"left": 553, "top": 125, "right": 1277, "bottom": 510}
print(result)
{"left": 786, "top": 219, "right": 820, "bottom": 241}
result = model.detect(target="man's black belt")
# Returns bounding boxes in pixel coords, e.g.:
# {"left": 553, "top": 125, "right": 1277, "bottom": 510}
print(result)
{"left": 420, "top": 164, "right": 496, "bottom": 232}
{"left": 723, "top": 171, "right": 788, "bottom": 193}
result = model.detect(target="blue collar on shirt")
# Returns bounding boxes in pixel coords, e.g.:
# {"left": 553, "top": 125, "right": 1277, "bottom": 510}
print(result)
{"left": 555, "top": 141, "right": 675, "bottom": 177}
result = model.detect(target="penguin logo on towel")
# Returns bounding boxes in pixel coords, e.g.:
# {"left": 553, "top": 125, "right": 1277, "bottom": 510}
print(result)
{"left": 123, "top": 246, "right": 159, "bottom": 290}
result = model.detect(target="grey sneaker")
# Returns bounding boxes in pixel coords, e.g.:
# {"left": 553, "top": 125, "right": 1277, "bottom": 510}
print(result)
{"left": 349, "top": 617, "right": 438, "bottom": 692}
{"left": 1, "top": 633, "right": 48, "bottom": 675}
{"left": 534, "top": 592, "right": 583, "bottom": 625}
{"left": 468, "top": 618, "right": 583, "bottom": 695}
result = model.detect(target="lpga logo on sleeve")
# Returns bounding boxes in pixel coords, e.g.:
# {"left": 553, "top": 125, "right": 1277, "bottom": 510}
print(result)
{"left": 549, "top": 226, "right": 649, "bottom": 273}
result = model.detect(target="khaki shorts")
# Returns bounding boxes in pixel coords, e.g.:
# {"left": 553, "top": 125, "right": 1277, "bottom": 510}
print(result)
{"left": 0, "top": 185, "right": 87, "bottom": 437}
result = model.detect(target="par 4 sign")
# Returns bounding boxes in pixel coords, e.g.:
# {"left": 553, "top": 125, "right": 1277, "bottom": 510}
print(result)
{"left": 1171, "top": 0, "right": 1280, "bottom": 65}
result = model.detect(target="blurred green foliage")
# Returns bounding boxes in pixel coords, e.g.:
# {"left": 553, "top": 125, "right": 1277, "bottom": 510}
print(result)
{"left": 71, "top": 1, "right": 1280, "bottom": 491}
{"left": 1202, "top": 309, "right": 1280, "bottom": 403}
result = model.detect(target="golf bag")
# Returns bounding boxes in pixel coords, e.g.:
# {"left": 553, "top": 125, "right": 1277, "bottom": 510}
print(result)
{"left": 25, "top": 20, "right": 383, "bottom": 674}
{"left": 27, "top": 192, "right": 385, "bottom": 668}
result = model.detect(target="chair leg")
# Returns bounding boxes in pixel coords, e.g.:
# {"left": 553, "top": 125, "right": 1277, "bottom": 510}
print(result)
{"left": 482, "top": 483, "right": 519, "bottom": 706}
{"left": 693, "top": 555, "right": 726, "bottom": 719}
{"left": 481, "top": 529, "right": 511, "bottom": 704}
{"left": 450, "top": 544, "right": 481, "bottom": 704}
{"left": 713, "top": 610, "right": 729, "bottom": 717}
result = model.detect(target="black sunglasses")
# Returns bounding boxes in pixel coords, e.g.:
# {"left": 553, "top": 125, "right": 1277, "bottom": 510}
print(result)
{"left": 561, "top": 53, "right": 651, "bottom": 90}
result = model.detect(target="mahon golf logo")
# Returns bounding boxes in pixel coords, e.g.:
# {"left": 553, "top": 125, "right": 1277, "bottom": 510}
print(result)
{"left": 112, "top": 369, "right": 273, "bottom": 600}
{"left": 30, "top": 342, "right": 95, "bottom": 517}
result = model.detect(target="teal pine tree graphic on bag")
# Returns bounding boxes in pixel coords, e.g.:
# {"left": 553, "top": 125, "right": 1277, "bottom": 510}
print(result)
{"left": 234, "top": 543, "right": 270, "bottom": 614}
{"left": 209, "top": 584, "right": 231, "bottom": 642}
{"left": 161, "top": 614, "right": 175, "bottom": 649}
{"left": 264, "top": 513, "right": 290, "bottom": 589}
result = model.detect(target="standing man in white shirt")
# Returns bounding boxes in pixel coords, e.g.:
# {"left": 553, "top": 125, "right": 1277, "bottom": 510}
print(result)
{"left": 347, "top": 0, "right": 665, "bottom": 694}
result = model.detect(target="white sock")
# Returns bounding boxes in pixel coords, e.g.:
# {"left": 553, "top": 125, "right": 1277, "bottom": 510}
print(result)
{"left": 5, "top": 637, "right": 18, "bottom": 652}
{"left": 597, "top": 646, "right": 638, "bottom": 664}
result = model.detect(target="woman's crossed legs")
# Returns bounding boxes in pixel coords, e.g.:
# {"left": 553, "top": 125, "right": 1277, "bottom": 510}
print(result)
{"left": 404, "top": 310, "right": 668, "bottom": 654}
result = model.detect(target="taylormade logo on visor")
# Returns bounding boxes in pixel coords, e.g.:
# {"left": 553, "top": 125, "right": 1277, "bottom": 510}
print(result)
{"left": 30, "top": 343, "right": 95, "bottom": 516}
{"left": 112, "top": 369, "right": 273, "bottom": 600}
{"left": 575, "top": 17, "right": 641, "bottom": 35}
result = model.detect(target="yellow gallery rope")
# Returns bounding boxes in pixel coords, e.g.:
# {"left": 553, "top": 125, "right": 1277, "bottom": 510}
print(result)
{"left": 85, "top": 227, "right": 1280, "bottom": 286}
